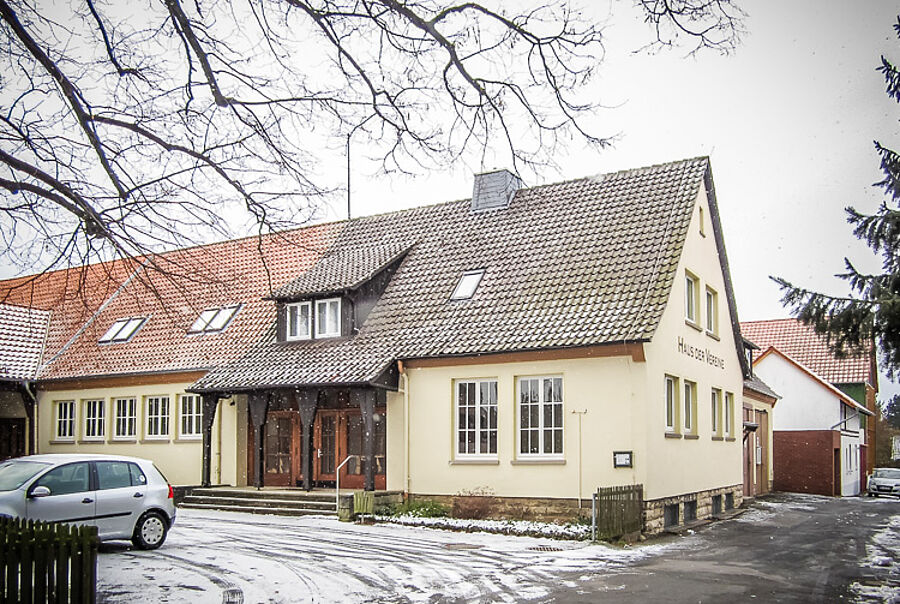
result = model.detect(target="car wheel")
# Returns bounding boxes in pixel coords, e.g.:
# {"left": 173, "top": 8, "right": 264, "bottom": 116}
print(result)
{"left": 132, "top": 511, "right": 168, "bottom": 550}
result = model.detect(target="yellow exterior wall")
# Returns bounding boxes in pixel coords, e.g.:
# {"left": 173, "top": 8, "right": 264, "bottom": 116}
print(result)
{"left": 390, "top": 183, "right": 745, "bottom": 502}
{"left": 36, "top": 381, "right": 240, "bottom": 487}
{"left": 641, "top": 182, "right": 744, "bottom": 500}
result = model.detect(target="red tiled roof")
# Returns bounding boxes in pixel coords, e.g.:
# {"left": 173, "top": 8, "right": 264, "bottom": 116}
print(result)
{"left": 741, "top": 318, "right": 875, "bottom": 386}
{"left": 0, "top": 304, "right": 50, "bottom": 381}
{"left": 0, "top": 225, "right": 338, "bottom": 381}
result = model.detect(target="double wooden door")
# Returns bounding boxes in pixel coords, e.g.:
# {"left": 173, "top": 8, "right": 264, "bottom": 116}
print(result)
{"left": 314, "top": 409, "right": 386, "bottom": 490}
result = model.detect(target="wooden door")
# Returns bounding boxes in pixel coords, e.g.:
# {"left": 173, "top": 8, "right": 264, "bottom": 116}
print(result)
{"left": 313, "top": 409, "right": 387, "bottom": 489}
{"left": 755, "top": 410, "right": 769, "bottom": 495}
{"left": 742, "top": 406, "right": 753, "bottom": 497}
{"left": 314, "top": 411, "right": 340, "bottom": 484}
{"left": 264, "top": 412, "right": 300, "bottom": 486}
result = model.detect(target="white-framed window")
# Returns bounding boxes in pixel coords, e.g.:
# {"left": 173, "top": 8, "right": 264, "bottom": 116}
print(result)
{"left": 145, "top": 395, "right": 170, "bottom": 439}
{"left": 286, "top": 301, "right": 312, "bottom": 340}
{"left": 518, "top": 376, "right": 563, "bottom": 457}
{"left": 711, "top": 388, "right": 722, "bottom": 436}
{"left": 683, "top": 380, "right": 697, "bottom": 434}
{"left": 83, "top": 399, "right": 105, "bottom": 440}
{"left": 455, "top": 379, "right": 498, "bottom": 457}
{"left": 55, "top": 400, "right": 75, "bottom": 441}
{"left": 99, "top": 316, "right": 146, "bottom": 343}
{"left": 724, "top": 392, "right": 734, "bottom": 438}
{"left": 665, "top": 375, "right": 678, "bottom": 433}
{"left": 179, "top": 394, "right": 202, "bottom": 439}
{"left": 315, "top": 298, "right": 341, "bottom": 338}
{"left": 189, "top": 304, "right": 241, "bottom": 334}
{"left": 706, "top": 287, "right": 719, "bottom": 335}
{"left": 113, "top": 397, "right": 137, "bottom": 439}
{"left": 685, "top": 272, "right": 699, "bottom": 324}
{"left": 450, "top": 269, "right": 485, "bottom": 300}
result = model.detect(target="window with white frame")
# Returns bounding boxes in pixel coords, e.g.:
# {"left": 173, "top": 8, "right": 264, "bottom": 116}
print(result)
{"left": 189, "top": 304, "right": 241, "bottom": 334}
{"left": 683, "top": 380, "right": 697, "bottom": 434}
{"left": 450, "top": 269, "right": 485, "bottom": 300}
{"left": 113, "top": 397, "right": 137, "bottom": 439}
{"left": 99, "top": 317, "right": 146, "bottom": 343}
{"left": 456, "top": 379, "right": 498, "bottom": 457}
{"left": 315, "top": 298, "right": 341, "bottom": 338}
{"left": 179, "top": 394, "right": 202, "bottom": 438}
{"left": 286, "top": 301, "right": 312, "bottom": 340}
{"left": 55, "top": 400, "right": 75, "bottom": 441}
{"left": 711, "top": 389, "right": 722, "bottom": 436}
{"left": 145, "top": 396, "right": 170, "bottom": 439}
{"left": 518, "top": 376, "right": 563, "bottom": 457}
{"left": 706, "top": 287, "right": 719, "bottom": 335}
{"left": 685, "top": 272, "right": 699, "bottom": 324}
{"left": 665, "top": 375, "right": 679, "bottom": 433}
{"left": 724, "top": 392, "right": 734, "bottom": 438}
{"left": 83, "top": 399, "right": 105, "bottom": 440}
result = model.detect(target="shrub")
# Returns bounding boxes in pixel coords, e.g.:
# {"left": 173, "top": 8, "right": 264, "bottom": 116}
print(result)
{"left": 391, "top": 499, "right": 448, "bottom": 518}
{"left": 452, "top": 486, "right": 497, "bottom": 520}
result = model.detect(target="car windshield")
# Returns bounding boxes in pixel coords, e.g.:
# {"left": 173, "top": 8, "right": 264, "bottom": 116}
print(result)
{"left": 873, "top": 469, "right": 900, "bottom": 480}
{"left": 0, "top": 460, "right": 51, "bottom": 491}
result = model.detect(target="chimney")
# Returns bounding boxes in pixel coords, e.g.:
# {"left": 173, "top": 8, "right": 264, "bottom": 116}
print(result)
{"left": 471, "top": 169, "right": 522, "bottom": 212}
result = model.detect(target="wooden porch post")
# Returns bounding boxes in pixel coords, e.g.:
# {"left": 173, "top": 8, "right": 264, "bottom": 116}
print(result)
{"left": 200, "top": 393, "right": 220, "bottom": 487}
{"left": 352, "top": 389, "right": 376, "bottom": 492}
{"left": 248, "top": 392, "right": 269, "bottom": 489}
{"left": 296, "top": 389, "right": 318, "bottom": 492}
{"left": 17, "top": 385, "right": 36, "bottom": 455}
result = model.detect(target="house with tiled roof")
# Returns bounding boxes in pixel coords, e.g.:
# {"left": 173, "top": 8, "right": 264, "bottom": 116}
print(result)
{"left": 741, "top": 319, "right": 878, "bottom": 496}
{"left": 1, "top": 157, "right": 754, "bottom": 533}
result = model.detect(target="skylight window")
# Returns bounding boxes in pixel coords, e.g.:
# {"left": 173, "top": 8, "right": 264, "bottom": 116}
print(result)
{"left": 99, "top": 317, "right": 146, "bottom": 343}
{"left": 188, "top": 304, "right": 241, "bottom": 334}
{"left": 450, "top": 269, "right": 485, "bottom": 300}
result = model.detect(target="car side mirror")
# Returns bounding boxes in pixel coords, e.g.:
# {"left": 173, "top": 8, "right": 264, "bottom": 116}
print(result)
{"left": 29, "top": 486, "right": 51, "bottom": 498}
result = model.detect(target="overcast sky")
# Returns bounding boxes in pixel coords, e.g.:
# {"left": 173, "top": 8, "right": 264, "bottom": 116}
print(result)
{"left": 327, "top": 1, "right": 899, "bottom": 400}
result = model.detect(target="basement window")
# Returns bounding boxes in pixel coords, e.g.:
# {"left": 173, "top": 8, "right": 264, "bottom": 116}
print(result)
{"left": 99, "top": 317, "right": 146, "bottom": 343}
{"left": 188, "top": 304, "right": 241, "bottom": 334}
{"left": 450, "top": 269, "right": 485, "bottom": 300}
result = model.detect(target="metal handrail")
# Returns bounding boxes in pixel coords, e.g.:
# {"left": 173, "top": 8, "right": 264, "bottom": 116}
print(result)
{"left": 335, "top": 455, "right": 358, "bottom": 514}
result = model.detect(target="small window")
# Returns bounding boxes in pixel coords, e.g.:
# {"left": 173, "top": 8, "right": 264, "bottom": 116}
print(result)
{"left": 55, "top": 400, "right": 75, "bottom": 441}
{"left": 189, "top": 304, "right": 240, "bottom": 334}
{"left": 315, "top": 298, "right": 341, "bottom": 338}
{"left": 705, "top": 287, "right": 718, "bottom": 335}
{"left": 83, "top": 399, "right": 105, "bottom": 441}
{"left": 699, "top": 206, "right": 706, "bottom": 236}
{"left": 711, "top": 389, "right": 722, "bottom": 436}
{"left": 286, "top": 302, "right": 312, "bottom": 341}
{"left": 450, "top": 269, "right": 485, "bottom": 300}
{"left": 456, "top": 379, "right": 498, "bottom": 457}
{"left": 113, "top": 397, "right": 137, "bottom": 439}
{"left": 683, "top": 380, "right": 697, "bottom": 434}
{"left": 145, "top": 395, "right": 170, "bottom": 439}
{"left": 179, "top": 394, "right": 202, "bottom": 439}
{"left": 518, "top": 376, "right": 563, "bottom": 457}
{"left": 99, "top": 316, "right": 146, "bottom": 343}
{"left": 665, "top": 375, "right": 679, "bottom": 433}
{"left": 685, "top": 272, "right": 699, "bottom": 324}
{"left": 724, "top": 392, "right": 734, "bottom": 438}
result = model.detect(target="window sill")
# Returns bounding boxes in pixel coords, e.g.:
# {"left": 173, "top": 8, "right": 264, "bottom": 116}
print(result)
{"left": 140, "top": 438, "right": 171, "bottom": 444}
{"left": 664, "top": 432, "right": 682, "bottom": 439}
{"left": 684, "top": 434, "right": 700, "bottom": 440}
{"left": 50, "top": 439, "right": 75, "bottom": 445}
{"left": 175, "top": 437, "right": 202, "bottom": 443}
{"left": 78, "top": 439, "right": 106, "bottom": 444}
{"left": 111, "top": 438, "right": 137, "bottom": 443}
{"left": 711, "top": 436, "right": 724, "bottom": 441}
{"left": 450, "top": 458, "right": 500, "bottom": 466}
{"left": 685, "top": 319, "right": 702, "bottom": 332}
{"left": 725, "top": 437, "right": 736, "bottom": 442}
{"left": 511, "top": 458, "right": 565, "bottom": 465}
{"left": 706, "top": 331, "right": 720, "bottom": 341}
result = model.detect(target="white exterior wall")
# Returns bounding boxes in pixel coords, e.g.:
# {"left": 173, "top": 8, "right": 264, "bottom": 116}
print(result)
{"left": 36, "top": 381, "right": 242, "bottom": 487}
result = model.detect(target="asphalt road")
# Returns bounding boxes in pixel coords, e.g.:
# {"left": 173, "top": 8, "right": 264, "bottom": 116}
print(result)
{"left": 556, "top": 493, "right": 900, "bottom": 603}
{"left": 96, "top": 492, "right": 899, "bottom": 603}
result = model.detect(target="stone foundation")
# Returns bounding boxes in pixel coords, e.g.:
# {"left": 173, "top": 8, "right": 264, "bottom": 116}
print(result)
{"left": 409, "top": 493, "right": 590, "bottom": 523}
{"left": 642, "top": 484, "right": 743, "bottom": 535}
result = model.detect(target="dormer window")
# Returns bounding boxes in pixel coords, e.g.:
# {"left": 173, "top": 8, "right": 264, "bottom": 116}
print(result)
{"left": 287, "top": 301, "right": 312, "bottom": 341}
{"left": 315, "top": 298, "right": 341, "bottom": 338}
{"left": 188, "top": 304, "right": 241, "bottom": 334}
{"left": 99, "top": 316, "right": 146, "bottom": 343}
{"left": 450, "top": 269, "right": 485, "bottom": 300}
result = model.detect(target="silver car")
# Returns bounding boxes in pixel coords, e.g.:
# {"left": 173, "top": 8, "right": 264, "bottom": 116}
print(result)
{"left": 867, "top": 467, "right": 900, "bottom": 498}
{"left": 0, "top": 453, "right": 176, "bottom": 549}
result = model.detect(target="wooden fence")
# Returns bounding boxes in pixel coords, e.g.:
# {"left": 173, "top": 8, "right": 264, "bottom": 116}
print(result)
{"left": 0, "top": 517, "right": 98, "bottom": 603}
{"left": 591, "top": 484, "right": 643, "bottom": 541}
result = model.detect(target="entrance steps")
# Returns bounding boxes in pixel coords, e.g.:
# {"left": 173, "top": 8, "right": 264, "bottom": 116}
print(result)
{"left": 180, "top": 487, "right": 338, "bottom": 517}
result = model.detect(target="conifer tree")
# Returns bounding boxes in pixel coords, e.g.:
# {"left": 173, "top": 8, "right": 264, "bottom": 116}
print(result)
{"left": 774, "top": 16, "right": 900, "bottom": 378}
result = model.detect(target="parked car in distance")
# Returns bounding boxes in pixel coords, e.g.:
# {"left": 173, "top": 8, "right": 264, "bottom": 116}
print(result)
{"left": 867, "top": 467, "right": 900, "bottom": 498}
{"left": 0, "top": 454, "right": 176, "bottom": 549}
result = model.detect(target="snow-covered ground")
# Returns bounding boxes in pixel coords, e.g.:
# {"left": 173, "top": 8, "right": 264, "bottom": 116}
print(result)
{"left": 97, "top": 508, "right": 677, "bottom": 603}
{"left": 850, "top": 513, "right": 900, "bottom": 603}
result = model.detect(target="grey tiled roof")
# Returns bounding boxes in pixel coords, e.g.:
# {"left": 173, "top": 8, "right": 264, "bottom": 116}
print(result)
{"left": 0, "top": 303, "right": 50, "bottom": 381}
{"left": 744, "top": 374, "right": 780, "bottom": 400}
{"left": 270, "top": 241, "right": 413, "bottom": 299}
{"left": 193, "top": 157, "right": 711, "bottom": 392}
